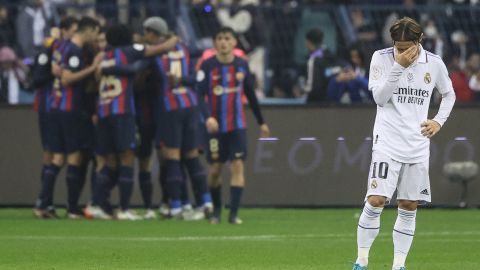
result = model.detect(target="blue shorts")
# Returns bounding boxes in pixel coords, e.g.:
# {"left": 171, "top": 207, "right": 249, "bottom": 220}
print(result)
{"left": 136, "top": 122, "right": 155, "bottom": 158}
{"left": 38, "top": 112, "right": 52, "bottom": 151}
{"left": 156, "top": 107, "right": 199, "bottom": 152}
{"left": 207, "top": 129, "right": 247, "bottom": 163}
{"left": 49, "top": 112, "right": 85, "bottom": 154}
{"left": 96, "top": 115, "right": 137, "bottom": 155}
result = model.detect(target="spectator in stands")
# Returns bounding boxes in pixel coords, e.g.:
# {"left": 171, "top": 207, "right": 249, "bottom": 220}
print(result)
{"left": 326, "top": 46, "right": 370, "bottom": 104}
{"left": 351, "top": 9, "right": 379, "bottom": 52}
{"left": 217, "top": 0, "right": 266, "bottom": 96}
{"left": 0, "top": 46, "right": 28, "bottom": 104}
{"left": 16, "top": 0, "right": 56, "bottom": 58}
{"left": 422, "top": 18, "right": 444, "bottom": 58}
{"left": 447, "top": 54, "right": 475, "bottom": 103}
{"left": 0, "top": 4, "right": 15, "bottom": 49}
{"left": 303, "top": 28, "right": 335, "bottom": 103}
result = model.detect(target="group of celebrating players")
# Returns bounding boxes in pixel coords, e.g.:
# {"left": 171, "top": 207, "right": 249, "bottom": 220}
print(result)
{"left": 31, "top": 15, "right": 270, "bottom": 223}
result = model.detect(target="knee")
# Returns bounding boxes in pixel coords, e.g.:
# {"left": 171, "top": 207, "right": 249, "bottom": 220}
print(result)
{"left": 398, "top": 200, "right": 417, "bottom": 211}
{"left": 184, "top": 149, "right": 199, "bottom": 159}
{"left": 367, "top": 196, "right": 386, "bottom": 208}
{"left": 52, "top": 153, "right": 65, "bottom": 167}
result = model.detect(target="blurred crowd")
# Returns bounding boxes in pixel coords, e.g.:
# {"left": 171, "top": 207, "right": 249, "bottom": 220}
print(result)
{"left": 1, "top": 0, "right": 480, "bottom": 105}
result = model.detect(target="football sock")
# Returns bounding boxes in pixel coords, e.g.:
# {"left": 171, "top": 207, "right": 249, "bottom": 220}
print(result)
{"left": 118, "top": 166, "right": 134, "bottom": 211}
{"left": 92, "top": 166, "right": 112, "bottom": 207}
{"left": 356, "top": 202, "right": 383, "bottom": 266}
{"left": 35, "top": 165, "right": 47, "bottom": 208}
{"left": 229, "top": 186, "right": 243, "bottom": 221}
{"left": 138, "top": 171, "right": 152, "bottom": 209}
{"left": 393, "top": 208, "right": 416, "bottom": 269}
{"left": 159, "top": 163, "right": 169, "bottom": 205}
{"left": 38, "top": 164, "right": 60, "bottom": 209}
{"left": 184, "top": 158, "right": 212, "bottom": 207}
{"left": 66, "top": 165, "right": 82, "bottom": 213}
{"left": 210, "top": 186, "right": 222, "bottom": 217}
{"left": 180, "top": 172, "right": 190, "bottom": 207}
{"left": 165, "top": 160, "right": 182, "bottom": 213}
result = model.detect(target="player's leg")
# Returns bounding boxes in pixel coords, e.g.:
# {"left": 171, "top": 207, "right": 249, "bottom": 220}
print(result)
{"left": 392, "top": 160, "right": 430, "bottom": 270}
{"left": 35, "top": 112, "right": 54, "bottom": 212}
{"left": 206, "top": 131, "right": 225, "bottom": 223}
{"left": 65, "top": 151, "right": 84, "bottom": 217}
{"left": 226, "top": 129, "right": 248, "bottom": 224}
{"left": 354, "top": 151, "right": 400, "bottom": 269}
{"left": 63, "top": 113, "right": 87, "bottom": 218}
{"left": 85, "top": 117, "right": 115, "bottom": 219}
{"left": 157, "top": 151, "right": 170, "bottom": 216}
{"left": 114, "top": 115, "right": 139, "bottom": 219}
{"left": 182, "top": 108, "right": 212, "bottom": 212}
{"left": 35, "top": 112, "right": 64, "bottom": 218}
{"left": 136, "top": 122, "right": 155, "bottom": 217}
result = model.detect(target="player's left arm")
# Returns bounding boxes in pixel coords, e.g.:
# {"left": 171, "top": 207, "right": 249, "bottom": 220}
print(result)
{"left": 61, "top": 51, "right": 104, "bottom": 86}
{"left": 421, "top": 60, "right": 456, "bottom": 138}
{"left": 243, "top": 65, "right": 270, "bottom": 138}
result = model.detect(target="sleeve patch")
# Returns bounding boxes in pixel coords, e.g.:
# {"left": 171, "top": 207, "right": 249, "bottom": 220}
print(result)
{"left": 371, "top": 65, "right": 382, "bottom": 80}
{"left": 196, "top": 70, "right": 206, "bottom": 82}
{"left": 133, "top": 44, "right": 145, "bottom": 51}
{"left": 68, "top": 56, "right": 80, "bottom": 68}
{"left": 38, "top": 53, "right": 49, "bottom": 65}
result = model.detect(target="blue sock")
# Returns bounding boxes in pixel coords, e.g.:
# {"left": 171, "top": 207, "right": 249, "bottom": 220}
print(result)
{"left": 38, "top": 164, "right": 60, "bottom": 209}
{"left": 229, "top": 186, "right": 244, "bottom": 220}
{"left": 159, "top": 163, "right": 169, "bottom": 204}
{"left": 118, "top": 166, "right": 134, "bottom": 211}
{"left": 210, "top": 186, "right": 222, "bottom": 217}
{"left": 165, "top": 160, "right": 183, "bottom": 210}
{"left": 66, "top": 165, "right": 82, "bottom": 213}
{"left": 184, "top": 158, "right": 211, "bottom": 207}
{"left": 35, "top": 165, "right": 47, "bottom": 208}
{"left": 139, "top": 171, "right": 152, "bottom": 209}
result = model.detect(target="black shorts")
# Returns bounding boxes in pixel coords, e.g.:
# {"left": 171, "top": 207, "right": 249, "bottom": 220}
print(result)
{"left": 156, "top": 107, "right": 199, "bottom": 152}
{"left": 80, "top": 114, "right": 95, "bottom": 152}
{"left": 96, "top": 115, "right": 137, "bottom": 155}
{"left": 49, "top": 112, "right": 86, "bottom": 154}
{"left": 207, "top": 129, "right": 247, "bottom": 163}
{"left": 38, "top": 112, "right": 52, "bottom": 151}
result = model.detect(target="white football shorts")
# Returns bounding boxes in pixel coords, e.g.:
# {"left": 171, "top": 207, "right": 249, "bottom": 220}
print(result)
{"left": 365, "top": 151, "right": 431, "bottom": 204}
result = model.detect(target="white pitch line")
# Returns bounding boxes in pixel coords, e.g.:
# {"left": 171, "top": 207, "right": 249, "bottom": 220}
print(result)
{"left": 0, "top": 231, "right": 479, "bottom": 242}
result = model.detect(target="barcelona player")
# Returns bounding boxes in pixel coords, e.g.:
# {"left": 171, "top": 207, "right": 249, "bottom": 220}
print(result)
{"left": 197, "top": 27, "right": 270, "bottom": 224}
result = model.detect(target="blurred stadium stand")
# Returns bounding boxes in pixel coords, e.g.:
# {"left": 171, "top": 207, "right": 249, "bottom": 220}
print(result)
{"left": 1, "top": 0, "right": 480, "bottom": 104}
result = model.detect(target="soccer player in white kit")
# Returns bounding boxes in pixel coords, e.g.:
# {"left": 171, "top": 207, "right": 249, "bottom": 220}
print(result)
{"left": 352, "top": 17, "right": 456, "bottom": 270}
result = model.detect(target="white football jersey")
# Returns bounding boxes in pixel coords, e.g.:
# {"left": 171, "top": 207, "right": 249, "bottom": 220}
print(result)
{"left": 368, "top": 45, "right": 456, "bottom": 163}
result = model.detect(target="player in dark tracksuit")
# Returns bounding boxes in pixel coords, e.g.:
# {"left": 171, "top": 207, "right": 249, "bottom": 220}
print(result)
{"left": 196, "top": 27, "right": 270, "bottom": 224}
{"left": 84, "top": 24, "right": 179, "bottom": 220}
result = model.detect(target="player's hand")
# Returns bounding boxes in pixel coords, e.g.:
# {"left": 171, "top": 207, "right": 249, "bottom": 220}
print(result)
{"left": 164, "top": 35, "right": 180, "bottom": 50}
{"left": 421, "top": 120, "right": 441, "bottom": 138}
{"left": 206, "top": 117, "right": 219, "bottom": 134}
{"left": 395, "top": 45, "right": 419, "bottom": 68}
{"left": 259, "top": 124, "right": 270, "bottom": 138}
{"left": 93, "top": 52, "right": 105, "bottom": 67}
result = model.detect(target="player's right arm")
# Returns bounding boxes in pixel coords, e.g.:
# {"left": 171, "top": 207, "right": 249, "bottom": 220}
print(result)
{"left": 369, "top": 46, "right": 417, "bottom": 106}
{"left": 195, "top": 62, "right": 218, "bottom": 133}
{"left": 144, "top": 35, "right": 179, "bottom": 57}
{"left": 60, "top": 52, "right": 104, "bottom": 86}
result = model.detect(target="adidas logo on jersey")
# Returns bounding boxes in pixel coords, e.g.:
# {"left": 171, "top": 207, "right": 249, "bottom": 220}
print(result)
{"left": 420, "top": 189, "right": 429, "bottom": 195}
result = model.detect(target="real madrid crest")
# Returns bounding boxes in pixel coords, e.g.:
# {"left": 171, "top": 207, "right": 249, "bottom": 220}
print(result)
{"left": 424, "top": 72, "right": 431, "bottom": 84}
{"left": 371, "top": 180, "right": 378, "bottom": 189}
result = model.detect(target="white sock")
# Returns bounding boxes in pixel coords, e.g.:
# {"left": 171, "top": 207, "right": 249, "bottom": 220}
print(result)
{"left": 392, "top": 208, "right": 417, "bottom": 269}
{"left": 356, "top": 202, "right": 383, "bottom": 266}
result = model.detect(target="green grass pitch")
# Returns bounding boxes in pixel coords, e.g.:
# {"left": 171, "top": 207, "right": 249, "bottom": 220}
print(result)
{"left": 0, "top": 208, "right": 479, "bottom": 269}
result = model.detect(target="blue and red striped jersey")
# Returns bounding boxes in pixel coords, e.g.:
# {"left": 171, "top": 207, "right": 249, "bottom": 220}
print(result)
{"left": 153, "top": 43, "right": 197, "bottom": 112}
{"left": 197, "top": 57, "right": 254, "bottom": 133}
{"left": 33, "top": 39, "right": 66, "bottom": 113}
{"left": 97, "top": 44, "right": 146, "bottom": 118}
{"left": 50, "top": 40, "right": 86, "bottom": 112}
